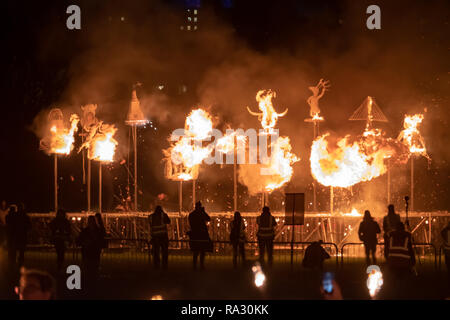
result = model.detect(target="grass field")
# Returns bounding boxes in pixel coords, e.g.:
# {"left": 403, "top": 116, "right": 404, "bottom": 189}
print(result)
{"left": 0, "top": 248, "right": 448, "bottom": 300}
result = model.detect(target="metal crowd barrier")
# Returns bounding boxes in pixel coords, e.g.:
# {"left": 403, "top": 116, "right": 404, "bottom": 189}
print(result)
{"left": 165, "top": 239, "right": 339, "bottom": 268}
{"left": 22, "top": 239, "right": 443, "bottom": 271}
{"left": 340, "top": 242, "right": 438, "bottom": 269}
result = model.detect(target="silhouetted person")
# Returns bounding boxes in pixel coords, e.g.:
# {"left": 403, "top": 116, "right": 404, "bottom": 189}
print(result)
{"left": 386, "top": 221, "right": 415, "bottom": 273}
{"left": 257, "top": 206, "right": 277, "bottom": 267}
{"left": 149, "top": 205, "right": 170, "bottom": 269}
{"left": 382, "top": 204, "right": 401, "bottom": 259}
{"left": 15, "top": 267, "right": 56, "bottom": 300}
{"left": 0, "top": 200, "right": 7, "bottom": 247}
{"left": 49, "top": 209, "right": 71, "bottom": 271}
{"left": 6, "top": 204, "right": 31, "bottom": 268}
{"left": 188, "top": 201, "right": 211, "bottom": 270}
{"left": 229, "top": 211, "right": 246, "bottom": 268}
{"left": 302, "top": 240, "right": 330, "bottom": 271}
{"left": 441, "top": 221, "right": 450, "bottom": 286}
{"left": 76, "top": 216, "right": 103, "bottom": 287}
{"left": 358, "top": 210, "right": 381, "bottom": 265}
{"left": 95, "top": 213, "right": 108, "bottom": 250}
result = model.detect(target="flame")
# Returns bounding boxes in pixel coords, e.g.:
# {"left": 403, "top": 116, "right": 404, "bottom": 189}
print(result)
{"left": 216, "top": 131, "right": 247, "bottom": 154}
{"left": 342, "top": 208, "right": 362, "bottom": 217}
{"left": 310, "top": 129, "right": 409, "bottom": 188}
{"left": 79, "top": 122, "right": 118, "bottom": 162}
{"left": 164, "top": 108, "right": 214, "bottom": 181}
{"left": 263, "top": 137, "right": 300, "bottom": 192}
{"left": 238, "top": 136, "right": 299, "bottom": 194}
{"left": 252, "top": 263, "right": 266, "bottom": 288}
{"left": 47, "top": 114, "right": 80, "bottom": 155}
{"left": 367, "top": 268, "right": 383, "bottom": 298}
{"left": 247, "top": 90, "right": 288, "bottom": 134}
{"left": 311, "top": 113, "right": 324, "bottom": 121}
{"left": 398, "top": 114, "right": 430, "bottom": 159}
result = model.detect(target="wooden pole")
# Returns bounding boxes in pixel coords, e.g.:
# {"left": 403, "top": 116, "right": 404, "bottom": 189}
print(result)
{"left": 192, "top": 179, "right": 196, "bottom": 210}
{"left": 290, "top": 195, "right": 295, "bottom": 266}
{"left": 87, "top": 159, "right": 91, "bottom": 212}
{"left": 411, "top": 156, "right": 414, "bottom": 211}
{"left": 179, "top": 180, "right": 182, "bottom": 214}
{"left": 233, "top": 136, "right": 237, "bottom": 212}
{"left": 387, "top": 160, "right": 391, "bottom": 204}
{"left": 133, "top": 125, "right": 138, "bottom": 211}
{"left": 330, "top": 186, "right": 334, "bottom": 214}
{"left": 313, "top": 122, "right": 317, "bottom": 212}
{"left": 99, "top": 162, "right": 102, "bottom": 213}
{"left": 54, "top": 154, "right": 58, "bottom": 213}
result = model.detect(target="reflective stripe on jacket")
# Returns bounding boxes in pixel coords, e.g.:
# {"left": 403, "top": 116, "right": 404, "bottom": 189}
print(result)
{"left": 388, "top": 235, "right": 413, "bottom": 268}
{"left": 257, "top": 216, "right": 274, "bottom": 239}
{"left": 444, "top": 230, "right": 450, "bottom": 251}
{"left": 150, "top": 213, "right": 168, "bottom": 237}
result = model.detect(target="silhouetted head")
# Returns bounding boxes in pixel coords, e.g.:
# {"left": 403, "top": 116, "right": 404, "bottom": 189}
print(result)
{"left": 387, "top": 204, "right": 395, "bottom": 215}
{"left": 234, "top": 211, "right": 241, "bottom": 221}
{"left": 364, "top": 210, "right": 372, "bottom": 221}
{"left": 18, "top": 203, "right": 26, "bottom": 213}
{"left": 9, "top": 205, "right": 17, "bottom": 215}
{"left": 262, "top": 206, "right": 270, "bottom": 215}
{"left": 154, "top": 205, "right": 164, "bottom": 215}
{"left": 15, "top": 267, "right": 55, "bottom": 300}
{"left": 87, "top": 216, "right": 97, "bottom": 230}
{"left": 195, "top": 201, "right": 202, "bottom": 210}
{"left": 397, "top": 221, "right": 405, "bottom": 231}
{"left": 317, "top": 239, "right": 324, "bottom": 245}
{"left": 56, "top": 209, "right": 66, "bottom": 220}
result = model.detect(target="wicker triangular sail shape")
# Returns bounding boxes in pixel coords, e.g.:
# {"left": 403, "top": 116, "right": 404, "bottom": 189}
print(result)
{"left": 349, "top": 96, "right": 388, "bottom": 122}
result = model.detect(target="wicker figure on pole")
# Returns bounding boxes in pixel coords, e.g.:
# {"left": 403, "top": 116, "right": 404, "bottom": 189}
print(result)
{"left": 125, "top": 83, "right": 149, "bottom": 212}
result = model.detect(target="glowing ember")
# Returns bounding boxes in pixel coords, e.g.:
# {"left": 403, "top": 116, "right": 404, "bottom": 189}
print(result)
{"left": 41, "top": 113, "right": 80, "bottom": 155}
{"left": 398, "top": 114, "right": 430, "bottom": 159}
{"left": 366, "top": 265, "right": 383, "bottom": 298}
{"left": 164, "top": 108, "right": 214, "bottom": 181}
{"left": 310, "top": 129, "right": 409, "bottom": 188}
{"left": 79, "top": 122, "right": 118, "bottom": 162}
{"left": 247, "top": 90, "right": 288, "bottom": 134}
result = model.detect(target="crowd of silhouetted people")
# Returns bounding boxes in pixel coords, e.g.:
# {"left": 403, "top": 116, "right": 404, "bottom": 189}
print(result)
{"left": 0, "top": 199, "right": 449, "bottom": 300}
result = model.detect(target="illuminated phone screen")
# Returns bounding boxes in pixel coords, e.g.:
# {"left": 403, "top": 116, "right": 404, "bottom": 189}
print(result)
{"left": 323, "top": 272, "right": 334, "bottom": 294}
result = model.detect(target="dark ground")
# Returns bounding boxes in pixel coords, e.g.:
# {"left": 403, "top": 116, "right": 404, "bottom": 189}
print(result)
{"left": 0, "top": 249, "right": 448, "bottom": 300}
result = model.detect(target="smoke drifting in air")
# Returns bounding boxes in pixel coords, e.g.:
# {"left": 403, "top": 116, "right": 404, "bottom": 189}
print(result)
{"left": 27, "top": 0, "right": 449, "bottom": 212}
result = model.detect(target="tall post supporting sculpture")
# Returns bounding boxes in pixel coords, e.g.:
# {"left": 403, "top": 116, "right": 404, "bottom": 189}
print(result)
{"left": 305, "top": 79, "right": 329, "bottom": 212}
{"left": 133, "top": 125, "right": 138, "bottom": 211}
{"left": 54, "top": 154, "right": 58, "bottom": 213}
{"left": 87, "top": 159, "right": 91, "bottom": 212}
{"left": 179, "top": 180, "right": 183, "bottom": 214}
{"left": 99, "top": 162, "right": 102, "bottom": 213}
{"left": 125, "top": 83, "right": 149, "bottom": 212}
{"left": 233, "top": 134, "right": 238, "bottom": 212}
{"left": 410, "top": 156, "right": 414, "bottom": 211}
{"left": 330, "top": 186, "right": 334, "bottom": 215}
{"left": 192, "top": 179, "right": 196, "bottom": 210}
{"left": 387, "top": 159, "right": 391, "bottom": 204}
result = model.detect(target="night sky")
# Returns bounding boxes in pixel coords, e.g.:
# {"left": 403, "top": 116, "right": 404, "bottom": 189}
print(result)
{"left": 2, "top": 0, "right": 449, "bottom": 213}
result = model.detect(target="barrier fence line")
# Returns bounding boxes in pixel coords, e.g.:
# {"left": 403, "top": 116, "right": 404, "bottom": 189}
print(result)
{"left": 20, "top": 239, "right": 440, "bottom": 271}
{"left": 340, "top": 242, "right": 438, "bottom": 270}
